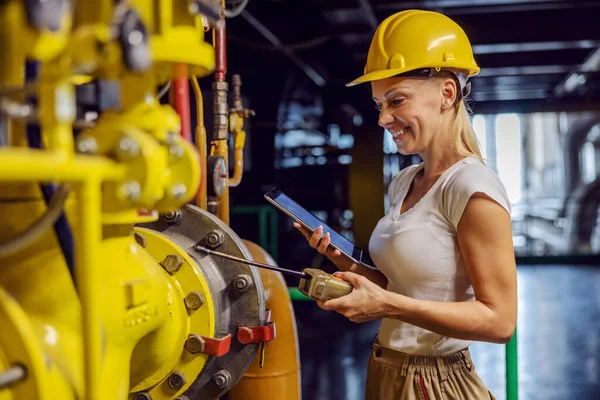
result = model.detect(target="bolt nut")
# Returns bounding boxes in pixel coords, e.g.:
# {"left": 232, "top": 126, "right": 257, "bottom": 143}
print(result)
{"left": 205, "top": 230, "right": 225, "bottom": 249}
{"left": 163, "top": 209, "right": 181, "bottom": 224}
{"left": 76, "top": 135, "right": 97, "bottom": 154}
{"left": 213, "top": 81, "right": 228, "bottom": 91}
{"left": 134, "top": 393, "right": 152, "bottom": 400}
{"left": 188, "top": 2, "right": 199, "bottom": 14}
{"left": 114, "top": 135, "right": 140, "bottom": 161}
{"left": 134, "top": 232, "right": 146, "bottom": 248}
{"left": 167, "top": 371, "right": 187, "bottom": 390}
{"left": 161, "top": 254, "right": 183, "bottom": 274}
{"left": 165, "top": 131, "right": 178, "bottom": 145}
{"left": 120, "top": 181, "right": 141, "bottom": 201}
{"left": 212, "top": 370, "right": 231, "bottom": 388}
{"left": 184, "top": 291, "right": 204, "bottom": 310}
{"left": 170, "top": 184, "right": 187, "bottom": 200}
{"left": 234, "top": 274, "right": 252, "bottom": 292}
{"left": 185, "top": 334, "right": 205, "bottom": 354}
{"left": 169, "top": 144, "right": 184, "bottom": 163}
{"left": 128, "top": 30, "right": 143, "bottom": 46}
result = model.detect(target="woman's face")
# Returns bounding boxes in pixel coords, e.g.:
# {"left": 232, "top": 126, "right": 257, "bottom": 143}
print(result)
{"left": 371, "top": 75, "right": 457, "bottom": 155}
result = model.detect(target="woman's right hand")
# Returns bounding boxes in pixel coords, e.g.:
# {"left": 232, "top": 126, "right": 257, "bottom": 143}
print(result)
{"left": 293, "top": 222, "right": 355, "bottom": 271}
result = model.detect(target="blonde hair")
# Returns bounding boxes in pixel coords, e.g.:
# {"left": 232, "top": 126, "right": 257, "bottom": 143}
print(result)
{"left": 453, "top": 99, "right": 484, "bottom": 163}
{"left": 434, "top": 71, "right": 484, "bottom": 163}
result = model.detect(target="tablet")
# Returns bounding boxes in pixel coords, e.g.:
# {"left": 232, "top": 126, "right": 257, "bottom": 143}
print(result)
{"left": 264, "top": 187, "right": 372, "bottom": 267}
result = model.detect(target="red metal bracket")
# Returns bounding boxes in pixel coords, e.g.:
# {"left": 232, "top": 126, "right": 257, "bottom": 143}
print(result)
{"left": 199, "top": 333, "right": 232, "bottom": 357}
{"left": 237, "top": 310, "right": 277, "bottom": 345}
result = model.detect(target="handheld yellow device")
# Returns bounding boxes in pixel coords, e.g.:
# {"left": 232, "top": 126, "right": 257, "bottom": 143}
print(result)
{"left": 298, "top": 268, "right": 353, "bottom": 301}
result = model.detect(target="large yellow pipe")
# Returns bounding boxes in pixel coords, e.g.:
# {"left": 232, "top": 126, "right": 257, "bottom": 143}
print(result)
{"left": 0, "top": 148, "right": 126, "bottom": 181}
{"left": 227, "top": 240, "right": 302, "bottom": 400}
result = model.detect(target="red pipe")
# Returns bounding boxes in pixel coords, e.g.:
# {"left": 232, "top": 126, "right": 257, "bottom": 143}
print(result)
{"left": 215, "top": 22, "right": 227, "bottom": 82}
{"left": 173, "top": 63, "right": 192, "bottom": 141}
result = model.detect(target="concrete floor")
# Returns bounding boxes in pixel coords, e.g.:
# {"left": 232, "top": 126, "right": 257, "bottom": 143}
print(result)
{"left": 293, "top": 265, "right": 600, "bottom": 400}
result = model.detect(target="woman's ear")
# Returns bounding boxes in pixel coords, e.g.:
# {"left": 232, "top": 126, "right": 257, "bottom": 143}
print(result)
{"left": 441, "top": 78, "right": 458, "bottom": 110}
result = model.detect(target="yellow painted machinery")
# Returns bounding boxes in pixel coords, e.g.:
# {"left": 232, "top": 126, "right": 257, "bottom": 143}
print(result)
{"left": 0, "top": 1, "right": 300, "bottom": 399}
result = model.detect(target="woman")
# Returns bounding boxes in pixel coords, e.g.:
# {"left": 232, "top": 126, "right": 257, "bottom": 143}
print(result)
{"left": 294, "top": 10, "right": 517, "bottom": 400}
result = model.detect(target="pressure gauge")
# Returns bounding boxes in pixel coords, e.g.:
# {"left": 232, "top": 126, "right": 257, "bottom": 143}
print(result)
{"left": 207, "top": 155, "right": 227, "bottom": 196}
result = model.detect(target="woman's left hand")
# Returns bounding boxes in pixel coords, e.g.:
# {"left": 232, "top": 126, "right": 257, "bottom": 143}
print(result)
{"left": 317, "top": 271, "right": 394, "bottom": 323}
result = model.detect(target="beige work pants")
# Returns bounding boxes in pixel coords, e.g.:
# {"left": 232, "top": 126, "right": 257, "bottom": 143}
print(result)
{"left": 365, "top": 341, "right": 496, "bottom": 400}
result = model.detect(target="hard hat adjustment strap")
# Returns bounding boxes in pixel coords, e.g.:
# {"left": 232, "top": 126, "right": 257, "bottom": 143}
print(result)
{"left": 394, "top": 67, "right": 472, "bottom": 101}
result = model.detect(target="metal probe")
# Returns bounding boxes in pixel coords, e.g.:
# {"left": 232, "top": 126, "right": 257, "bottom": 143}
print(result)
{"left": 194, "top": 245, "right": 309, "bottom": 279}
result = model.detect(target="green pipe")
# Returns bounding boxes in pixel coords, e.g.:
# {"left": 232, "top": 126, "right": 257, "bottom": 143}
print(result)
{"left": 231, "top": 205, "right": 264, "bottom": 213}
{"left": 288, "top": 287, "right": 311, "bottom": 301}
{"left": 231, "top": 205, "right": 279, "bottom": 262}
{"left": 268, "top": 207, "right": 278, "bottom": 262}
{"left": 506, "top": 326, "right": 518, "bottom": 400}
{"left": 258, "top": 208, "right": 268, "bottom": 256}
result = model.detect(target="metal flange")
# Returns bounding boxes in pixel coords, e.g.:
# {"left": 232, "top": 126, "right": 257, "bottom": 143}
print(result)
{"left": 137, "top": 204, "right": 265, "bottom": 399}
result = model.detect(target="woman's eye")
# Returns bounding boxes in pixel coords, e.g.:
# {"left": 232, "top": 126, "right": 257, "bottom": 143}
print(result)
{"left": 392, "top": 98, "right": 405, "bottom": 106}
{"left": 374, "top": 104, "right": 382, "bottom": 112}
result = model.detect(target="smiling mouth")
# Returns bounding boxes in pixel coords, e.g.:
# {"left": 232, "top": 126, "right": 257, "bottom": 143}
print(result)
{"left": 389, "top": 126, "right": 410, "bottom": 138}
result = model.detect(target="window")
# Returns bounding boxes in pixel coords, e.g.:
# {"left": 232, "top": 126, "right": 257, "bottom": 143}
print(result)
{"left": 495, "top": 114, "right": 523, "bottom": 204}
{"left": 473, "top": 115, "right": 487, "bottom": 161}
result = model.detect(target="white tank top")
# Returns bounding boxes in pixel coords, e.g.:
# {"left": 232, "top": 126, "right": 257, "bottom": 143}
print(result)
{"left": 368, "top": 156, "right": 511, "bottom": 356}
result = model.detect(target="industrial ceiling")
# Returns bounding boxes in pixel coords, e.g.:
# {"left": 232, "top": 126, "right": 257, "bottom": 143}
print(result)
{"left": 225, "top": 0, "right": 600, "bottom": 120}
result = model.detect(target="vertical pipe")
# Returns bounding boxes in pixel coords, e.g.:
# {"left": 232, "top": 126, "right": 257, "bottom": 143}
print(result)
{"left": 192, "top": 76, "right": 208, "bottom": 209}
{"left": 77, "top": 180, "right": 102, "bottom": 399}
{"left": 269, "top": 207, "right": 278, "bottom": 262}
{"left": 259, "top": 208, "right": 267, "bottom": 254}
{"left": 212, "top": 16, "right": 230, "bottom": 224}
{"left": 0, "top": 1, "right": 25, "bottom": 93}
{"left": 506, "top": 327, "right": 518, "bottom": 400}
{"left": 173, "top": 63, "right": 192, "bottom": 142}
{"left": 215, "top": 19, "right": 227, "bottom": 83}
{"left": 228, "top": 74, "right": 246, "bottom": 188}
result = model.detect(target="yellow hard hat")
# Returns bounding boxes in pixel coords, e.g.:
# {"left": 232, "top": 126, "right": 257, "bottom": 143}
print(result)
{"left": 346, "top": 10, "right": 480, "bottom": 87}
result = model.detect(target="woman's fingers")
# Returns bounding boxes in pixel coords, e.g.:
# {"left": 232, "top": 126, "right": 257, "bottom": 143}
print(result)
{"left": 309, "top": 226, "right": 323, "bottom": 248}
{"left": 293, "top": 223, "right": 339, "bottom": 255}
{"left": 317, "top": 232, "right": 330, "bottom": 253}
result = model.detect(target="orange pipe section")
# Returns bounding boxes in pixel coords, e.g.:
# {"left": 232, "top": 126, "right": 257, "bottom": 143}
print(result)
{"left": 191, "top": 76, "right": 208, "bottom": 209}
{"left": 227, "top": 240, "right": 302, "bottom": 400}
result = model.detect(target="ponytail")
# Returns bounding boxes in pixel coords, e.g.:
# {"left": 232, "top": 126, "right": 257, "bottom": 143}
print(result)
{"left": 453, "top": 99, "right": 484, "bottom": 163}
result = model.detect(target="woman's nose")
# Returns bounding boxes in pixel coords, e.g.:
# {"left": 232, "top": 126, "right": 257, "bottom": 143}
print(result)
{"left": 378, "top": 107, "right": 394, "bottom": 128}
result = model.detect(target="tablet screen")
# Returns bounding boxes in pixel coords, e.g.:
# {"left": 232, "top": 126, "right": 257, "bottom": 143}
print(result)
{"left": 266, "top": 189, "right": 358, "bottom": 259}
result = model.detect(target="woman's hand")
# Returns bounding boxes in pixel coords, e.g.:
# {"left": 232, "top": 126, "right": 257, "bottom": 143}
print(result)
{"left": 293, "top": 222, "right": 389, "bottom": 288}
{"left": 317, "top": 271, "right": 396, "bottom": 323}
{"left": 293, "top": 222, "right": 355, "bottom": 270}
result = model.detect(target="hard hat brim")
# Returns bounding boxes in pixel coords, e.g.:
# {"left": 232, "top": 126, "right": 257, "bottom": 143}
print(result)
{"left": 345, "top": 63, "right": 480, "bottom": 87}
